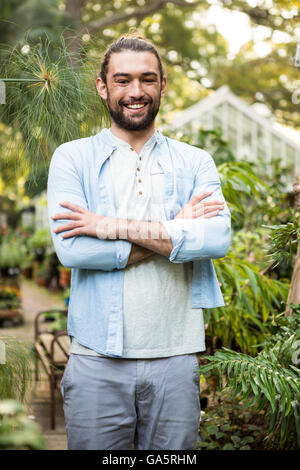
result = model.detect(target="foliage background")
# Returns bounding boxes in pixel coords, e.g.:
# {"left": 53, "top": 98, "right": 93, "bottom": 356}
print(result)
{"left": 0, "top": 0, "right": 299, "bottom": 194}
{"left": 0, "top": 0, "right": 299, "bottom": 450}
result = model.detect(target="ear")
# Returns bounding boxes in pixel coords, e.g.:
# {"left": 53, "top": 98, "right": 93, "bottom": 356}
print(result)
{"left": 96, "top": 77, "right": 108, "bottom": 100}
{"left": 160, "top": 76, "right": 167, "bottom": 97}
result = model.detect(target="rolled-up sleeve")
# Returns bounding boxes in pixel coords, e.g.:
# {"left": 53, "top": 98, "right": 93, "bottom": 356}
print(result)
{"left": 162, "top": 150, "right": 231, "bottom": 263}
{"left": 47, "top": 147, "right": 131, "bottom": 271}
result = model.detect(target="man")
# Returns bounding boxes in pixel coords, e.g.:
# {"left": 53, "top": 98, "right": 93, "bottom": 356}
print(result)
{"left": 47, "top": 35, "right": 231, "bottom": 450}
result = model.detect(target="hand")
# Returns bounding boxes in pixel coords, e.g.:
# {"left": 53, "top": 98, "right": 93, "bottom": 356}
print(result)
{"left": 175, "top": 191, "right": 224, "bottom": 219}
{"left": 52, "top": 202, "right": 109, "bottom": 239}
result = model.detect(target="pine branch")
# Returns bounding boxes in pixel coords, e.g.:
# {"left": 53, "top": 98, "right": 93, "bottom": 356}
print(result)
{"left": 0, "top": 36, "right": 109, "bottom": 175}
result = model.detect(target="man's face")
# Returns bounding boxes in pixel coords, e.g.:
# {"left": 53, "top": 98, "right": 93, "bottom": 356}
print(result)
{"left": 97, "top": 50, "right": 166, "bottom": 131}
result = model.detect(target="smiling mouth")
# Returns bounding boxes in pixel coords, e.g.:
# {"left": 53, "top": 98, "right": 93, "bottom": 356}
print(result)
{"left": 123, "top": 103, "right": 148, "bottom": 110}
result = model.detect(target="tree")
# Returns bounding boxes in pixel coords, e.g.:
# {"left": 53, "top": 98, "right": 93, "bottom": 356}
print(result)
{"left": 1, "top": 0, "right": 299, "bottom": 121}
{"left": 0, "top": 0, "right": 299, "bottom": 193}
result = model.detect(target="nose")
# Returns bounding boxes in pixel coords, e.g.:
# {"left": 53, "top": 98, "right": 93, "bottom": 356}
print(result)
{"left": 129, "top": 79, "right": 144, "bottom": 99}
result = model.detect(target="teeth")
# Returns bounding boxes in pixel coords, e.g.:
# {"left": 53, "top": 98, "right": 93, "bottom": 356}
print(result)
{"left": 126, "top": 104, "right": 145, "bottom": 109}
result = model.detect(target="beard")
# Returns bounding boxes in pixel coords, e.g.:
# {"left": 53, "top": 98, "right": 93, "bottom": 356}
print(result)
{"left": 106, "top": 90, "right": 161, "bottom": 131}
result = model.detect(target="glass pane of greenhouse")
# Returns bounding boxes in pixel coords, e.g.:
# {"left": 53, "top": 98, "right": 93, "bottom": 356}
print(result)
{"left": 171, "top": 87, "right": 300, "bottom": 187}
{"left": 241, "top": 115, "right": 252, "bottom": 160}
{"left": 286, "top": 145, "right": 296, "bottom": 174}
{"left": 227, "top": 103, "right": 238, "bottom": 129}
{"left": 272, "top": 136, "right": 282, "bottom": 163}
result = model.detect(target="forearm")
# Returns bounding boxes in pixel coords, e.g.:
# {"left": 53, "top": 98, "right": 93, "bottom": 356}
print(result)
{"left": 49, "top": 206, "right": 131, "bottom": 271}
{"left": 116, "top": 219, "right": 173, "bottom": 258}
{"left": 51, "top": 230, "right": 131, "bottom": 271}
{"left": 162, "top": 212, "right": 231, "bottom": 263}
{"left": 126, "top": 244, "right": 156, "bottom": 267}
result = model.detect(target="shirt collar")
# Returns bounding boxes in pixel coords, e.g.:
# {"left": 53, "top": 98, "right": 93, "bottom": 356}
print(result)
{"left": 99, "top": 128, "right": 164, "bottom": 152}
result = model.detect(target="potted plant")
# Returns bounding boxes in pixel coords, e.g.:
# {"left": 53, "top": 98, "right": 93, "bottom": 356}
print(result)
{"left": 27, "top": 228, "right": 52, "bottom": 262}
{"left": 0, "top": 336, "right": 45, "bottom": 449}
{"left": 35, "top": 259, "right": 50, "bottom": 287}
{"left": 59, "top": 266, "right": 71, "bottom": 289}
{"left": 0, "top": 284, "right": 23, "bottom": 326}
{"left": 43, "top": 310, "right": 68, "bottom": 332}
{"left": 0, "top": 235, "right": 26, "bottom": 279}
{"left": 0, "top": 400, "right": 46, "bottom": 450}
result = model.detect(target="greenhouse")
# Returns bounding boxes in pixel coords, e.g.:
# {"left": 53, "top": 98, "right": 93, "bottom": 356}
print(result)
{"left": 170, "top": 85, "right": 300, "bottom": 189}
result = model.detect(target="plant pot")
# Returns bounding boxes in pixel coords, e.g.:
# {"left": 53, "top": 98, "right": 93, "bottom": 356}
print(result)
{"left": 22, "top": 267, "right": 33, "bottom": 279}
{"left": 59, "top": 269, "right": 71, "bottom": 288}
{"left": 37, "top": 277, "right": 47, "bottom": 287}
{"left": 34, "top": 248, "right": 45, "bottom": 262}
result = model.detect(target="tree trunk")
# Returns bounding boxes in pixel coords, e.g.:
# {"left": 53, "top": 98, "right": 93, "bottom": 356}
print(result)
{"left": 64, "top": 0, "right": 86, "bottom": 65}
{"left": 286, "top": 174, "right": 300, "bottom": 315}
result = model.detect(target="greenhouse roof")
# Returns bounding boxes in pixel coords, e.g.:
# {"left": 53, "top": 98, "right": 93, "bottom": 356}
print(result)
{"left": 170, "top": 86, "right": 300, "bottom": 189}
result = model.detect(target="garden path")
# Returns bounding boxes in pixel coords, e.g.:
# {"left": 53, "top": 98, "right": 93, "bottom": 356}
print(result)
{"left": 1, "top": 278, "right": 67, "bottom": 450}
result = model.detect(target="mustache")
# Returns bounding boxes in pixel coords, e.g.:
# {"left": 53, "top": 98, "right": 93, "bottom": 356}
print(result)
{"left": 120, "top": 98, "right": 153, "bottom": 106}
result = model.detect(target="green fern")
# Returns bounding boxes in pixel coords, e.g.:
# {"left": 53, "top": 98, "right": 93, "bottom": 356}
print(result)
{"left": 218, "top": 160, "right": 267, "bottom": 221}
{"left": 201, "top": 313, "right": 300, "bottom": 447}
{"left": 262, "top": 217, "right": 300, "bottom": 268}
{"left": 205, "top": 252, "right": 289, "bottom": 353}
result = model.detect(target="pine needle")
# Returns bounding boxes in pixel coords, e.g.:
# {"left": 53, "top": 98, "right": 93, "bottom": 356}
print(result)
{"left": 0, "top": 336, "right": 33, "bottom": 404}
{"left": 0, "top": 33, "right": 110, "bottom": 180}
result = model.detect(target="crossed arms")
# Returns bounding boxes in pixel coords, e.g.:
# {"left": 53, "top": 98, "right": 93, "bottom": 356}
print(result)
{"left": 51, "top": 192, "right": 224, "bottom": 266}
{"left": 47, "top": 148, "right": 230, "bottom": 270}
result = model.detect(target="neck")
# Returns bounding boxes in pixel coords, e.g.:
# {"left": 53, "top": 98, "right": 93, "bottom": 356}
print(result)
{"left": 109, "top": 121, "right": 156, "bottom": 154}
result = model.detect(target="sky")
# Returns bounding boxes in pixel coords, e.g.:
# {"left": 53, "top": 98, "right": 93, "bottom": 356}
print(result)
{"left": 205, "top": 4, "right": 295, "bottom": 58}
{"left": 206, "top": 5, "right": 252, "bottom": 55}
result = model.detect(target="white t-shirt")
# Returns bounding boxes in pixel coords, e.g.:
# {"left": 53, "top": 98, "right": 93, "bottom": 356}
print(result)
{"left": 70, "top": 130, "right": 206, "bottom": 358}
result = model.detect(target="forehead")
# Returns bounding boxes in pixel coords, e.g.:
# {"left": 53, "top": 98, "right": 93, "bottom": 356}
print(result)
{"left": 107, "top": 50, "right": 160, "bottom": 77}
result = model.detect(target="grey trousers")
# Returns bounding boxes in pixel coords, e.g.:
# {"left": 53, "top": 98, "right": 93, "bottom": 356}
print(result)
{"left": 60, "top": 353, "right": 200, "bottom": 450}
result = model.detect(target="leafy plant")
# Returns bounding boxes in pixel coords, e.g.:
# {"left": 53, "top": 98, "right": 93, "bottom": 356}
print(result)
{"left": 0, "top": 285, "right": 21, "bottom": 309}
{"left": 35, "top": 258, "right": 50, "bottom": 279}
{"left": 173, "top": 128, "right": 268, "bottom": 229}
{"left": 27, "top": 227, "right": 52, "bottom": 251}
{"left": 198, "top": 392, "right": 265, "bottom": 450}
{"left": 43, "top": 310, "right": 67, "bottom": 332}
{"left": 0, "top": 336, "right": 33, "bottom": 403}
{"left": 263, "top": 216, "right": 300, "bottom": 269}
{"left": 0, "top": 235, "right": 27, "bottom": 269}
{"left": 229, "top": 228, "right": 269, "bottom": 269}
{"left": 217, "top": 160, "right": 267, "bottom": 224}
{"left": 0, "top": 400, "right": 45, "bottom": 450}
{"left": 0, "top": 34, "right": 109, "bottom": 178}
{"left": 200, "top": 311, "right": 300, "bottom": 448}
{"left": 205, "top": 252, "right": 289, "bottom": 353}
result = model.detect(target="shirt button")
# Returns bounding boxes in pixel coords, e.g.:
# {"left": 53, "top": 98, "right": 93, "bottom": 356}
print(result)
{"left": 139, "top": 157, "right": 142, "bottom": 160}
{"left": 130, "top": 147, "right": 134, "bottom": 151}
{"left": 137, "top": 168, "right": 140, "bottom": 171}
{"left": 138, "top": 179, "right": 142, "bottom": 183}
{"left": 138, "top": 191, "right": 143, "bottom": 195}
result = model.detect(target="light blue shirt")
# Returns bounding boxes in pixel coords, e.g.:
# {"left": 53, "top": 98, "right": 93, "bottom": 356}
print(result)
{"left": 47, "top": 129, "right": 231, "bottom": 357}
